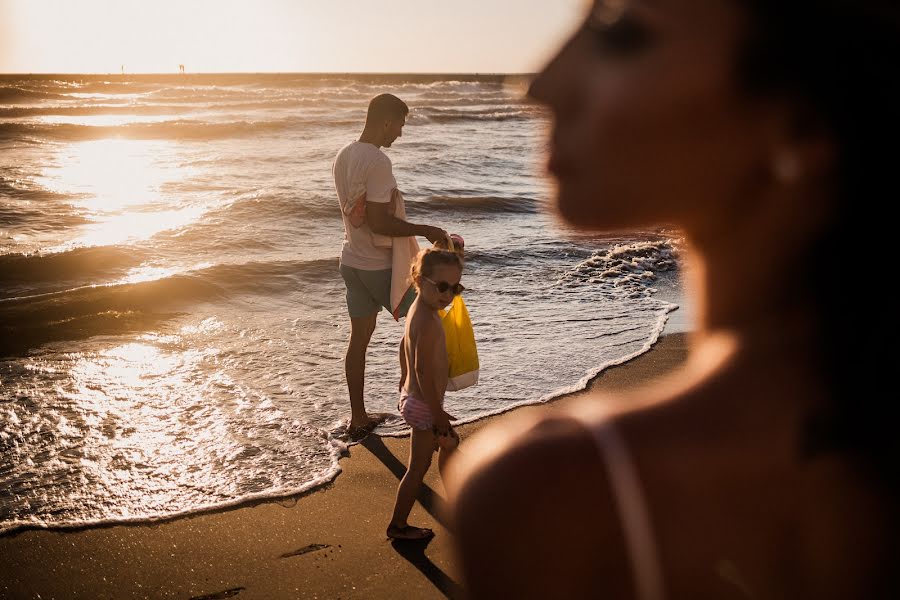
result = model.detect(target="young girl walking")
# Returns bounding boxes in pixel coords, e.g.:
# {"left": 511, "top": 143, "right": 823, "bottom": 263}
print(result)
{"left": 387, "top": 247, "right": 464, "bottom": 540}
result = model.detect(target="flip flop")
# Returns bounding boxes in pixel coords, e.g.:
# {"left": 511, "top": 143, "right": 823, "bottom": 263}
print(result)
{"left": 386, "top": 524, "right": 434, "bottom": 541}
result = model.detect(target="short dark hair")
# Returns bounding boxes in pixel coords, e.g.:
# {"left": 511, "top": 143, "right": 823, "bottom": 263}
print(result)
{"left": 365, "top": 93, "right": 409, "bottom": 126}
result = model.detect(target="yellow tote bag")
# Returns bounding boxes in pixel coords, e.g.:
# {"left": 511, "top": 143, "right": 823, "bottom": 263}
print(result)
{"left": 439, "top": 294, "right": 479, "bottom": 391}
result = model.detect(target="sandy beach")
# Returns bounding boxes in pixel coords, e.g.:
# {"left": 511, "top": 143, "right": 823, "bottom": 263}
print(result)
{"left": 0, "top": 333, "right": 688, "bottom": 600}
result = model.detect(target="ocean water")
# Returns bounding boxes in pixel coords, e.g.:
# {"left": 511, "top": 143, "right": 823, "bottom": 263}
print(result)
{"left": 0, "top": 73, "right": 682, "bottom": 535}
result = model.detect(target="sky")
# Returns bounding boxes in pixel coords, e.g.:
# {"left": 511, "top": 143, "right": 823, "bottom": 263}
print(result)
{"left": 0, "top": 0, "right": 586, "bottom": 74}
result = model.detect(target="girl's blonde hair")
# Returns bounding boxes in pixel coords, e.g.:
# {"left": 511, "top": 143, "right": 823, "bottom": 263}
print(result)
{"left": 410, "top": 248, "right": 463, "bottom": 285}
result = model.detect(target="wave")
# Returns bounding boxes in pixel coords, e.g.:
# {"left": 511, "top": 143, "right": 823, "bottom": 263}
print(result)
{"left": 0, "top": 117, "right": 334, "bottom": 142}
{"left": 0, "top": 95, "right": 526, "bottom": 119}
{"left": 408, "top": 195, "right": 542, "bottom": 215}
{"left": 412, "top": 97, "right": 530, "bottom": 110}
{"left": 0, "top": 257, "right": 339, "bottom": 352}
{"left": 0, "top": 104, "right": 218, "bottom": 119}
{"left": 196, "top": 193, "right": 542, "bottom": 230}
{"left": 416, "top": 106, "right": 542, "bottom": 123}
{"left": 184, "top": 193, "right": 335, "bottom": 229}
{"left": 145, "top": 86, "right": 276, "bottom": 102}
{"left": 0, "top": 72, "right": 524, "bottom": 97}
{"left": 415, "top": 88, "right": 511, "bottom": 98}
{"left": 461, "top": 239, "right": 680, "bottom": 295}
{"left": 556, "top": 240, "right": 681, "bottom": 296}
{"left": 227, "top": 193, "right": 542, "bottom": 224}
{"left": 0, "top": 183, "right": 90, "bottom": 236}
{"left": 0, "top": 108, "right": 537, "bottom": 142}
{"left": 138, "top": 80, "right": 462, "bottom": 102}
{"left": 0, "top": 274, "right": 224, "bottom": 357}
{"left": 0, "top": 86, "right": 67, "bottom": 103}
{"left": 192, "top": 257, "right": 339, "bottom": 292}
{"left": 0, "top": 247, "right": 142, "bottom": 298}
{"left": 462, "top": 243, "right": 595, "bottom": 267}
{"left": 0, "top": 97, "right": 356, "bottom": 119}
{"left": 0, "top": 177, "right": 76, "bottom": 202}
{"left": 0, "top": 209, "right": 90, "bottom": 237}
{"left": 0, "top": 255, "right": 349, "bottom": 357}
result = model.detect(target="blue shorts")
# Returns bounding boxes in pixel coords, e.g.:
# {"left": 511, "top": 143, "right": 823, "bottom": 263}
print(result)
{"left": 339, "top": 264, "right": 416, "bottom": 319}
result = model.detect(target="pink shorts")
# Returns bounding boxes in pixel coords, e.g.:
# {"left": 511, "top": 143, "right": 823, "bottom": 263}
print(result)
{"left": 398, "top": 391, "right": 435, "bottom": 430}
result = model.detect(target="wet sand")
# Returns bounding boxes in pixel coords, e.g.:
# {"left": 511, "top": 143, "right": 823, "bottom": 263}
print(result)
{"left": 0, "top": 333, "right": 689, "bottom": 600}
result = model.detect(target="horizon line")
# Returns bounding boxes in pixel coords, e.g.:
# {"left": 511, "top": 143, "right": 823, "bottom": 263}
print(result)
{"left": 0, "top": 70, "right": 537, "bottom": 77}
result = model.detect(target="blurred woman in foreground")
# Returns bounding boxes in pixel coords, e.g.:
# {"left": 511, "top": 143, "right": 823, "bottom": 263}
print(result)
{"left": 448, "top": 1, "right": 899, "bottom": 598}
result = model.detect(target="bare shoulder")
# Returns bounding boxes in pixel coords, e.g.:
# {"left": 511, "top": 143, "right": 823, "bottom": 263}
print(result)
{"left": 407, "top": 308, "right": 442, "bottom": 343}
{"left": 447, "top": 409, "right": 581, "bottom": 492}
{"left": 447, "top": 409, "right": 633, "bottom": 598}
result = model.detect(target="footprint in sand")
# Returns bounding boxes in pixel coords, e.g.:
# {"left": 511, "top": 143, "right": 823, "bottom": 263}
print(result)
{"left": 279, "top": 543, "right": 331, "bottom": 559}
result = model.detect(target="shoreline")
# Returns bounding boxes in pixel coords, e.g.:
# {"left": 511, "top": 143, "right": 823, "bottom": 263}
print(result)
{"left": 0, "top": 332, "right": 689, "bottom": 599}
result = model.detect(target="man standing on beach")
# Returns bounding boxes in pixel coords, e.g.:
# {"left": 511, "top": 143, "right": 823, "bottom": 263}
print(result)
{"left": 334, "top": 93, "right": 448, "bottom": 437}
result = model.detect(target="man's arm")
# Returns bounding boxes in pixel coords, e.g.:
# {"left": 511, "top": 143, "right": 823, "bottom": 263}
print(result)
{"left": 366, "top": 192, "right": 448, "bottom": 245}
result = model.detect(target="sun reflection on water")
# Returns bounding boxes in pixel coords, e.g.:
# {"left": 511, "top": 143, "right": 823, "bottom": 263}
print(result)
{"left": 57, "top": 331, "right": 281, "bottom": 507}
{"left": 73, "top": 342, "right": 184, "bottom": 396}
{"left": 49, "top": 205, "right": 207, "bottom": 252}
{"left": 114, "top": 261, "right": 213, "bottom": 285}
{"left": 37, "top": 114, "right": 175, "bottom": 127}
{"left": 40, "top": 139, "right": 168, "bottom": 210}
{"left": 37, "top": 138, "right": 207, "bottom": 251}
{"left": 66, "top": 339, "right": 223, "bottom": 461}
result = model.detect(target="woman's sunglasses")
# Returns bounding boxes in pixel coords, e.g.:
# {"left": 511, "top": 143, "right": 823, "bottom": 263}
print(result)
{"left": 422, "top": 276, "right": 465, "bottom": 296}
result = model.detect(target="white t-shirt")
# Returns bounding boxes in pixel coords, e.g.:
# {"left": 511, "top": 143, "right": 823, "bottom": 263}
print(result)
{"left": 333, "top": 141, "right": 396, "bottom": 270}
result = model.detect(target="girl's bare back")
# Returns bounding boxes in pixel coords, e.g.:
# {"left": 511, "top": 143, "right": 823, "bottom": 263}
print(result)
{"left": 401, "top": 297, "right": 449, "bottom": 401}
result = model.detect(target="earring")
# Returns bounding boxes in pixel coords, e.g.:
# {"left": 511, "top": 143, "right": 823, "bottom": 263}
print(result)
{"left": 772, "top": 150, "right": 801, "bottom": 183}
{"left": 592, "top": 0, "right": 627, "bottom": 26}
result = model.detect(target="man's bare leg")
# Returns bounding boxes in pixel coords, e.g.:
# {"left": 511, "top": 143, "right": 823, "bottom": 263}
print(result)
{"left": 346, "top": 312, "right": 378, "bottom": 430}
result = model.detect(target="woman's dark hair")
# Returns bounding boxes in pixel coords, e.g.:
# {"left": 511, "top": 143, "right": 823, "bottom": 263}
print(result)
{"left": 736, "top": 0, "right": 900, "bottom": 490}
{"left": 411, "top": 248, "right": 463, "bottom": 282}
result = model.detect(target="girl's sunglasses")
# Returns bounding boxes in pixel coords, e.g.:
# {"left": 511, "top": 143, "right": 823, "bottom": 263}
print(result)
{"left": 422, "top": 276, "right": 465, "bottom": 296}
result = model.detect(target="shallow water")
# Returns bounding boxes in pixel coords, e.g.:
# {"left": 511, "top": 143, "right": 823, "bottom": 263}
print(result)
{"left": 0, "top": 73, "right": 681, "bottom": 534}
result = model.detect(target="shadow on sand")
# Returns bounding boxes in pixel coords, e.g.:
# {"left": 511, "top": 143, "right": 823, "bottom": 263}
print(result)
{"left": 359, "top": 435, "right": 462, "bottom": 599}
{"left": 390, "top": 537, "right": 464, "bottom": 600}
{"left": 359, "top": 434, "right": 449, "bottom": 527}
